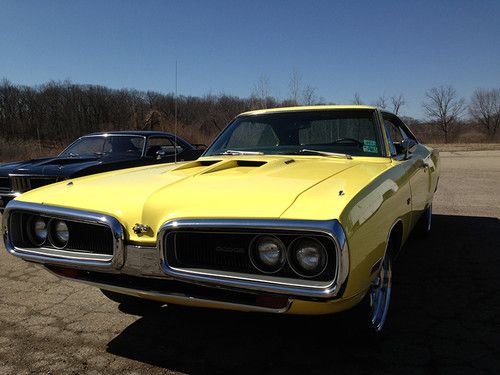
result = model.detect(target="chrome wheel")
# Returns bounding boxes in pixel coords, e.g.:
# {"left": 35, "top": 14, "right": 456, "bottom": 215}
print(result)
{"left": 369, "top": 254, "right": 392, "bottom": 332}
{"left": 415, "top": 204, "right": 432, "bottom": 237}
{"left": 426, "top": 204, "right": 432, "bottom": 231}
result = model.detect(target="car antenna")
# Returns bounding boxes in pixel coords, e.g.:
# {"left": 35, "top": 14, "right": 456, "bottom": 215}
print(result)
{"left": 174, "top": 60, "right": 178, "bottom": 164}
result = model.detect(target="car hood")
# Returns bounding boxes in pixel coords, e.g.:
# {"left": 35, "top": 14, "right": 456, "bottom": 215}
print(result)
{"left": 15, "top": 155, "right": 391, "bottom": 244}
{"left": 0, "top": 155, "right": 133, "bottom": 177}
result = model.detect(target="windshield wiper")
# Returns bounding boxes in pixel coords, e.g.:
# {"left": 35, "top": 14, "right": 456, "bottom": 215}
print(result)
{"left": 286, "top": 149, "right": 353, "bottom": 159}
{"left": 215, "top": 150, "right": 264, "bottom": 155}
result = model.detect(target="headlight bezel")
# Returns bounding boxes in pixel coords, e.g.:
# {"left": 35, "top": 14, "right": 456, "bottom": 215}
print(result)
{"left": 27, "top": 215, "right": 48, "bottom": 246}
{"left": 249, "top": 234, "right": 287, "bottom": 274}
{"left": 287, "top": 236, "right": 329, "bottom": 278}
{"left": 48, "top": 219, "right": 70, "bottom": 249}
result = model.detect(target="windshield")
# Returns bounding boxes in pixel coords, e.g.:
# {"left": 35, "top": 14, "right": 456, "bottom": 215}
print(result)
{"left": 205, "top": 110, "right": 384, "bottom": 157}
{"left": 60, "top": 136, "right": 145, "bottom": 157}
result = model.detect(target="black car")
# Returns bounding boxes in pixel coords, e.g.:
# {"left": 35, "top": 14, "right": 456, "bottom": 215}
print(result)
{"left": 0, "top": 131, "right": 203, "bottom": 211}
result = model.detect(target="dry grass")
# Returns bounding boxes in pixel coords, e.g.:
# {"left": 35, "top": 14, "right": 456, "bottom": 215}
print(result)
{"left": 0, "top": 138, "right": 65, "bottom": 162}
{"left": 428, "top": 143, "right": 500, "bottom": 152}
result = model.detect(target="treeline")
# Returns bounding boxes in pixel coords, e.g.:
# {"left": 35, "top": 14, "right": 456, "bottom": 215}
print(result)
{"left": 0, "top": 79, "right": 263, "bottom": 146}
{"left": 0, "top": 79, "right": 499, "bottom": 161}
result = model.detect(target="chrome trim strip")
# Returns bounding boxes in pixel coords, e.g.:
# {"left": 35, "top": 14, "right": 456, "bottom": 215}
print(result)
{"left": 0, "top": 192, "right": 21, "bottom": 199}
{"left": 158, "top": 219, "right": 349, "bottom": 299}
{"left": 2, "top": 200, "right": 124, "bottom": 269}
{"left": 44, "top": 267, "right": 291, "bottom": 314}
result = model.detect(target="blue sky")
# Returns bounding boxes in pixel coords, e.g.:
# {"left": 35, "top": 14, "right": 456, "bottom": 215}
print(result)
{"left": 1, "top": 0, "right": 499, "bottom": 118}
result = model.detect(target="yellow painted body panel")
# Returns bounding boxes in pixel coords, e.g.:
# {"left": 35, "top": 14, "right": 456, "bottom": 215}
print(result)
{"left": 14, "top": 106, "right": 440, "bottom": 315}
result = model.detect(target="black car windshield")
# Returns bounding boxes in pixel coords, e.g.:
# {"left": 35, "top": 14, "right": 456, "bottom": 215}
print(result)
{"left": 60, "top": 136, "right": 145, "bottom": 157}
{"left": 205, "top": 110, "right": 384, "bottom": 157}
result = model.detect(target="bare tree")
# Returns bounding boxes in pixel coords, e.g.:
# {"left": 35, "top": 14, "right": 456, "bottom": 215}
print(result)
{"left": 352, "top": 92, "right": 363, "bottom": 105}
{"left": 251, "top": 75, "right": 271, "bottom": 109}
{"left": 288, "top": 69, "right": 302, "bottom": 105}
{"left": 390, "top": 94, "right": 406, "bottom": 115}
{"left": 469, "top": 88, "right": 500, "bottom": 137}
{"left": 302, "top": 85, "right": 317, "bottom": 106}
{"left": 422, "top": 85, "right": 465, "bottom": 143}
{"left": 374, "top": 95, "right": 388, "bottom": 109}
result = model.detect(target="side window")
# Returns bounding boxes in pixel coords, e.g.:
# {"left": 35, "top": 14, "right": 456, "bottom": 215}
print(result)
{"left": 145, "top": 137, "right": 184, "bottom": 158}
{"left": 384, "top": 118, "right": 405, "bottom": 156}
{"left": 383, "top": 115, "right": 416, "bottom": 156}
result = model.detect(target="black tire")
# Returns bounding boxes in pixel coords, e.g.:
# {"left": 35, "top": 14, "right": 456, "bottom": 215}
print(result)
{"left": 349, "top": 241, "right": 393, "bottom": 334}
{"left": 415, "top": 204, "right": 432, "bottom": 237}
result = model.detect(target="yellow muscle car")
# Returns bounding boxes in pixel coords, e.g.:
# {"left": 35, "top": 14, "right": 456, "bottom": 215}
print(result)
{"left": 2, "top": 106, "right": 439, "bottom": 332}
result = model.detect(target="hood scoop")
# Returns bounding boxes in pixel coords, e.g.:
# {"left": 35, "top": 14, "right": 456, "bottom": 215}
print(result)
{"left": 235, "top": 160, "right": 267, "bottom": 167}
{"left": 171, "top": 159, "right": 268, "bottom": 176}
{"left": 172, "top": 160, "right": 221, "bottom": 171}
{"left": 200, "top": 159, "right": 267, "bottom": 175}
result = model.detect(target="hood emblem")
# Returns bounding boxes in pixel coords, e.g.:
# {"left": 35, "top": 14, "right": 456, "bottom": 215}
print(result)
{"left": 133, "top": 223, "right": 150, "bottom": 235}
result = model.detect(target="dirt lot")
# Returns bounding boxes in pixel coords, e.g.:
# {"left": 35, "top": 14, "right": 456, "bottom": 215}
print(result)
{"left": 0, "top": 151, "right": 499, "bottom": 374}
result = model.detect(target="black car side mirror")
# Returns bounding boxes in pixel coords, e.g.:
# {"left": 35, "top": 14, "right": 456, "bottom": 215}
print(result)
{"left": 401, "top": 138, "right": 417, "bottom": 159}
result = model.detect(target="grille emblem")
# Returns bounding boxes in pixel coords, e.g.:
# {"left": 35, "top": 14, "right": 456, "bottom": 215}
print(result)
{"left": 215, "top": 246, "right": 246, "bottom": 254}
{"left": 133, "top": 223, "right": 150, "bottom": 235}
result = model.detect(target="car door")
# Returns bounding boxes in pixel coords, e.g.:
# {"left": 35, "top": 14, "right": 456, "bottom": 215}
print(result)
{"left": 383, "top": 114, "right": 431, "bottom": 228}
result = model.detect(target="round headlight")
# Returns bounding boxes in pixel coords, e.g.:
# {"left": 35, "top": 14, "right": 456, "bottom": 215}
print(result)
{"left": 288, "top": 237, "right": 328, "bottom": 278}
{"left": 29, "top": 216, "right": 48, "bottom": 246}
{"left": 249, "top": 235, "right": 286, "bottom": 273}
{"left": 49, "top": 220, "right": 69, "bottom": 248}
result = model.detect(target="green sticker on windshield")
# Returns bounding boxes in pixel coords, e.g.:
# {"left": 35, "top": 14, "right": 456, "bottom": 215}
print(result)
{"left": 363, "top": 139, "right": 378, "bottom": 153}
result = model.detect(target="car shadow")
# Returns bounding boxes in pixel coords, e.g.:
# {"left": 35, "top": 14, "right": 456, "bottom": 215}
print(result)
{"left": 106, "top": 214, "right": 500, "bottom": 374}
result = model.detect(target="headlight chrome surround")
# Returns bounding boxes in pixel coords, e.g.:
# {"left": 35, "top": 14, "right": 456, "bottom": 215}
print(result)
{"left": 49, "top": 219, "right": 69, "bottom": 249}
{"left": 28, "top": 215, "right": 48, "bottom": 246}
{"left": 3, "top": 200, "right": 125, "bottom": 269}
{"left": 249, "top": 234, "right": 286, "bottom": 274}
{"left": 159, "top": 219, "right": 350, "bottom": 300}
{"left": 287, "top": 237, "right": 328, "bottom": 278}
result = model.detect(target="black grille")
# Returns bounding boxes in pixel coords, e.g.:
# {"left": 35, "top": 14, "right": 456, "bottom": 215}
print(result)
{"left": 165, "top": 229, "right": 336, "bottom": 281}
{"left": 171, "top": 232, "right": 255, "bottom": 272}
{"left": 9, "top": 176, "right": 57, "bottom": 192}
{"left": 65, "top": 221, "right": 114, "bottom": 255}
{"left": 9, "top": 176, "right": 30, "bottom": 192}
{"left": 9, "top": 211, "right": 114, "bottom": 255}
{"left": 0, "top": 177, "right": 10, "bottom": 191}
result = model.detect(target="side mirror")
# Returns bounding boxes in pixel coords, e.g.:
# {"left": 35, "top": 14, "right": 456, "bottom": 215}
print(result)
{"left": 401, "top": 138, "right": 417, "bottom": 159}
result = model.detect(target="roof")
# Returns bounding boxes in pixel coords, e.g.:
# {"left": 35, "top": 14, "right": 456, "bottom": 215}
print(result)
{"left": 85, "top": 131, "right": 175, "bottom": 137}
{"left": 240, "top": 105, "right": 377, "bottom": 116}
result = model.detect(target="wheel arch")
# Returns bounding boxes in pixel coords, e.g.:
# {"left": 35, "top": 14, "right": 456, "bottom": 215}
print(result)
{"left": 387, "top": 218, "right": 404, "bottom": 259}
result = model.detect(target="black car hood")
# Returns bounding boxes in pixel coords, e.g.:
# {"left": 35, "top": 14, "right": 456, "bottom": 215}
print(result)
{"left": 0, "top": 155, "right": 133, "bottom": 177}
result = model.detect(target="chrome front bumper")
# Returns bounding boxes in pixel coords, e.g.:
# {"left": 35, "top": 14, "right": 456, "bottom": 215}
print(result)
{"left": 3, "top": 201, "right": 350, "bottom": 311}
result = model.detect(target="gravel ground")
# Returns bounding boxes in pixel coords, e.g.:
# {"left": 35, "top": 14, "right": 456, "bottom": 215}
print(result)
{"left": 0, "top": 151, "right": 499, "bottom": 374}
